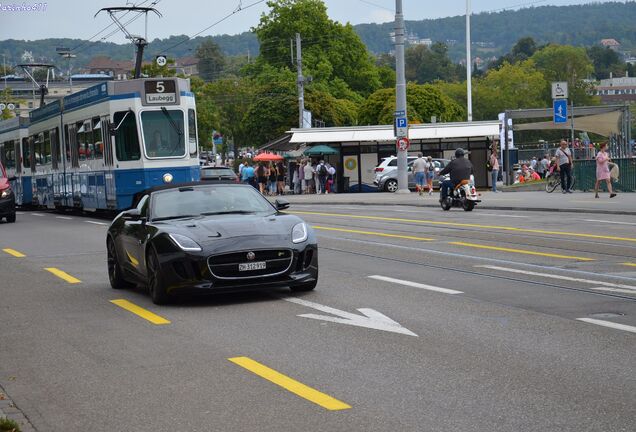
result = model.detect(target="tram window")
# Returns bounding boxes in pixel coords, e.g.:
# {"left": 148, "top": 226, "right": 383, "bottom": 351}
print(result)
{"left": 76, "top": 121, "right": 86, "bottom": 161}
{"left": 34, "top": 134, "right": 43, "bottom": 165}
{"left": 64, "top": 124, "right": 71, "bottom": 163}
{"left": 22, "top": 137, "right": 30, "bottom": 169}
{"left": 0, "top": 143, "right": 5, "bottom": 167}
{"left": 43, "top": 131, "right": 52, "bottom": 164}
{"left": 93, "top": 117, "right": 103, "bottom": 159}
{"left": 141, "top": 109, "right": 185, "bottom": 158}
{"left": 15, "top": 141, "right": 21, "bottom": 169}
{"left": 113, "top": 110, "right": 141, "bottom": 161}
{"left": 51, "top": 127, "right": 60, "bottom": 169}
{"left": 1, "top": 141, "right": 14, "bottom": 169}
{"left": 188, "top": 109, "right": 197, "bottom": 156}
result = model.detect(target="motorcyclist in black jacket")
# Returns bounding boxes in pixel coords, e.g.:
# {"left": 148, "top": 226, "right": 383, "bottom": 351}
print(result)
{"left": 439, "top": 148, "right": 474, "bottom": 202}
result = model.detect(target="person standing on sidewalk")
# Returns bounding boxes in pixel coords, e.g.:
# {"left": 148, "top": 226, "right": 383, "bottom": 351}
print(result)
{"left": 555, "top": 140, "right": 573, "bottom": 194}
{"left": 594, "top": 142, "right": 617, "bottom": 199}
{"left": 489, "top": 149, "right": 500, "bottom": 193}
{"left": 412, "top": 153, "right": 427, "bottom": 196}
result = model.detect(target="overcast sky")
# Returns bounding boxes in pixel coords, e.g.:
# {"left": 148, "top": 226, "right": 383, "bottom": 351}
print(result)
{"left": 1, "top": 0, "right": 625, "bottom": 43}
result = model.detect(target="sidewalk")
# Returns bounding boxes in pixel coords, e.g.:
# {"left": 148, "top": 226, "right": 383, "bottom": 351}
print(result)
{"left": 278, "top": 191, "right": 636, "bottom": 215}
{"left": 0, "top": 384, "right": 36, "bottom": 432}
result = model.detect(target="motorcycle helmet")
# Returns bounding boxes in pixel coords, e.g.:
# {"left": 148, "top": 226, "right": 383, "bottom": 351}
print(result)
{"left": 455, "top": 148, "right": 465, "bottom": 158}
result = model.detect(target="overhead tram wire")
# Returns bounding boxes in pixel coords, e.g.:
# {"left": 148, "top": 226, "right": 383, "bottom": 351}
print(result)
{"left": 69, "top": 0, "right": 152, "bottom": 53}
{"left": 156, "top": 0, "right": 266, "bottom": 56}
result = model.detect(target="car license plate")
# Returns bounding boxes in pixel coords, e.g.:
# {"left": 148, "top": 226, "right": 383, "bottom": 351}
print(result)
{"left": 239, "top": 261, "right": 266, "bottom": 271}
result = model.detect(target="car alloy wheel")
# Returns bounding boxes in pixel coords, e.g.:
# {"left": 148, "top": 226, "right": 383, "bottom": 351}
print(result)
{"left": 107, "top": 238, "right": 133, "bottom": 290}
{"left": 147, "top": 248, "right": 170, "bottom": 305}
{"left": 385, "top": 179, "right": 399, "bottom": 193}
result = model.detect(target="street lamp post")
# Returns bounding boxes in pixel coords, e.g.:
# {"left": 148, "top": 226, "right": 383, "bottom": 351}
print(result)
{"left": 466, "top": 0, "right": 473, "bottom": 122}
{"left": 394, "top": 0, "right": 410, "bottom": 193}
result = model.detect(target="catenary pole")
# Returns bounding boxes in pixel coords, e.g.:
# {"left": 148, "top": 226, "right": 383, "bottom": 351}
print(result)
{"left": 296, "top": 33, "right": 305, "bottom": 128}
{"left": 466, "top": 0, "right": 473, "bottom": 122}
{"left": 395, "top": 0, "right": 409, "bottom": 193}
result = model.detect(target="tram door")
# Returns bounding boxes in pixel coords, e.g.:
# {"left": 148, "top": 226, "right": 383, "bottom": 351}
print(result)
{"left": 102, "top": 117, "right": 116, "bottom": 210}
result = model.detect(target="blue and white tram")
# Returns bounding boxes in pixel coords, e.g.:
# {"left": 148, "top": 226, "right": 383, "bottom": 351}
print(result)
{"left": 0, "top": 116, "right": 30, "bottom": 205}
{"left": 27, "top": 77, "right": 200, "bottom": 211}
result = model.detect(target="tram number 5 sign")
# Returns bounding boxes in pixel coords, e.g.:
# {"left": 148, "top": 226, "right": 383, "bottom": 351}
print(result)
{"left": 397, "top": 137, "right": 410, "bottom": 152}
{"left": 144, "top": 80, "right": 176, "bottom": 105}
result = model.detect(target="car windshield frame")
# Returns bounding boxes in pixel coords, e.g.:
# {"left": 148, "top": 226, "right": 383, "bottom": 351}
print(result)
{"left": 149, "top": 184, "right": 276, "bottom": 222}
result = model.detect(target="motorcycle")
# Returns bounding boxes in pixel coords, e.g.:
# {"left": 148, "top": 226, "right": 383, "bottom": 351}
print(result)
{"left": 439, "top": 174, "right": 480, "bottom": 212}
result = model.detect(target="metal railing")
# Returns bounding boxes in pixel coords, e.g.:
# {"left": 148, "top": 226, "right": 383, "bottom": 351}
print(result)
{"left": 573, "top": 158, "right": 636, "bottom": 192}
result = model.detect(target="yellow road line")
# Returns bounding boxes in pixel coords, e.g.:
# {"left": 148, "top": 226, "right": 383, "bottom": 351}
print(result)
{"left": 312, "top": 225, "right": 434, "bottom": 241}
{"left": 449, "top": 242, "right": 595, "bottom": 261}
{"left": 44, "top": 267, "right": 82, "bottom": 284}
{"left": 292, "top": 211, "right": 636, "bottom": 243}
{"left": 2, "top": 248, "right": 26, "bottom": 257}
{"left": 228, "top": 357, "right": 351, "bottom": 411}
{"left": 110, "top": 299, "right": 171, "bottom": 325}
{"left": 623, "top": 263, "right": 636, "bottom": 268}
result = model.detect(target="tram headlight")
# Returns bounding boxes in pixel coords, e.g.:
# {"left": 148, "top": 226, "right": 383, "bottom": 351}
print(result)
{"left": 163, "top": 173, "right": 174, "bottom": 184}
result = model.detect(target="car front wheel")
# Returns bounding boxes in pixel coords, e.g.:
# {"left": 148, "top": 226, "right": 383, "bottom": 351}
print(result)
{"left": 147, "top": 247, "right": 170, "bottom": 305}
{"left": 384, "top": 179, "right": 399, "bottom": 193}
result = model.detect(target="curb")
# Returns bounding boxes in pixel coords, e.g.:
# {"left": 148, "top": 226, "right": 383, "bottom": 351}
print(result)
{"left": 284, "top": 200, "right": 636, "bottom": 216}
{"left": 0, "top": 384, "right": 37, "bottom": 432}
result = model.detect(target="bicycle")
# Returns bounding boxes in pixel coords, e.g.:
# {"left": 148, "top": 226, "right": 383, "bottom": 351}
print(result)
{"left": 545, "top": 171, "right": 576, "bottom": 193}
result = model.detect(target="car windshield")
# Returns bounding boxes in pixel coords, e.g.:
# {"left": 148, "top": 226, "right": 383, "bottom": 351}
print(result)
{"left": 141, "top": 109, "right": 185, "bottom": 158}
{"left": 151, "top": 185, "right": 275, "bottom": 221}
{"left": 201, "top": 168, "right": 236, "bottom": 178}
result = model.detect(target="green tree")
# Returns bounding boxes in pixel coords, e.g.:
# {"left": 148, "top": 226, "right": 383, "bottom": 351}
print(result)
{"left": 587, "top": 45, "right": 625, "bottom": 80}
{"left": 138, "top": 58, "right": 176, "bottom": 78}
{"left": 405, "top": 43, "right": 464, "bottom": 84}
{"left": 190, "top": 77, "right": 221, "bottom": 150}
{"left": 253, "top": 0, "right": 381, "bottom": 97}
{"left": 358, "top": 83, "right": 464, "bottom": 125}
{"left": 472, "top": 60, "right": 547, "bottom": 120}
{"left": 195, "top": 39, "right": 226, "bottom": 82}
{"left": 530, "top": 44, "right": 596, "bottom": 105}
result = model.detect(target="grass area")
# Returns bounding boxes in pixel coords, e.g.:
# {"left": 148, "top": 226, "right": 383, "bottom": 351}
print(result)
{"left": 0, "top": 417, "right": 21, "bottom": 432}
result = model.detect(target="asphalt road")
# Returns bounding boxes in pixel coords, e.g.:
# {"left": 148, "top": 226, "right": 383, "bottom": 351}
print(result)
{"left": 1, "top": 204, "right": 635, "bottom": 432}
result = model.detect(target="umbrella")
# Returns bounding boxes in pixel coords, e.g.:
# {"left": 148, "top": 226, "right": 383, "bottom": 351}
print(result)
{"left": 303, "top": 145, "right": 339, "bottom": 156}
{"left": 253, "top": 152, "right": 284, "bottom": 162}
{"left": 283, "top": 148, "right": 305, "bottom": 159}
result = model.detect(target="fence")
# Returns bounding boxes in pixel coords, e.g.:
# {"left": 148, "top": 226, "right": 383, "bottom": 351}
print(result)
{"left": 573, "top": 158, "right": 636, "bottom": 192}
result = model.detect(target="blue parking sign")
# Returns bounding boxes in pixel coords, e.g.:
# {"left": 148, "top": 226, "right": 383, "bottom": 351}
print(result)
{"left": 396, "top": 117, "right": 407, "bottom": 128}
{"left": 553, "top": 99, "right": 568, "bottom": 124}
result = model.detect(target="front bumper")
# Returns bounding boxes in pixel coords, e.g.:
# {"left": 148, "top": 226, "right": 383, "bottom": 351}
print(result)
{"left": 157, "top": 244, "right": 319, "bottom": 295}
{"left": 0, "top": 194, "right": 15, "bottom": 216}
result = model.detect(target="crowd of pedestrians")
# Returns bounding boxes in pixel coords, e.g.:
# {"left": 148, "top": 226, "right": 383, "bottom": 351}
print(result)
{"left": 292, "top": 159, "right": 336, "bottom": 194}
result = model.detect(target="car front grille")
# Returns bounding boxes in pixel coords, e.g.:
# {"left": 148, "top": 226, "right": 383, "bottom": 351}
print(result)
{"left": 207, "top": 249, "right": 293, "bottom": 279}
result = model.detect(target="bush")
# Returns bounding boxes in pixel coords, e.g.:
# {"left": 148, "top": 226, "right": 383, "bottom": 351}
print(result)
{"left": 0, "top": 417, "right": 21, "bottom": 432}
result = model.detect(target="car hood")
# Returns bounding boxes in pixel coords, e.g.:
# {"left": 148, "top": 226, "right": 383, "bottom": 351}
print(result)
{"left": 155, "top": 213, "right": 301, "bottom": 244}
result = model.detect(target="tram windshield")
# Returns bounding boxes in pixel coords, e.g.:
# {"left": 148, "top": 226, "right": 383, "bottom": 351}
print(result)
{"left": 141, "top": 109, "right": 185, "bottom": 158}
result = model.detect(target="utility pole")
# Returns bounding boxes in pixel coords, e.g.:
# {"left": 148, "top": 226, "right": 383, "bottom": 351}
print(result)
{"left": 296, "top": 33, "right": 305, "bottom": 128}
{"left": 394, "top": 0, "right": 409, "bottom": 193}
{"left": 57, "top": 50, "right": 76, "bottom": 93}
{"left": 466, "top": 0, "right": 473, "bottom": 122}
{"left": 2, "top": 54, "right": 6, "bottom": 89}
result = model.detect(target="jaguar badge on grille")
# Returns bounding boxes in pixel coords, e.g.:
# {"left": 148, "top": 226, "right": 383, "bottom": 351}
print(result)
{"left": 246, "top": 251, "right": 256, "bottom": 261}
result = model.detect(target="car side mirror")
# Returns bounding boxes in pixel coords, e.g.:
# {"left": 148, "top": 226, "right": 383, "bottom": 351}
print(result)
{"left": 7, "top": 176, "right": 16, "bottom": 182}
{"left": 275, "top": 199, "right": 290, "bottom": 211}
{"left": 122, "top": 208, "right": 144, "bottom": 222}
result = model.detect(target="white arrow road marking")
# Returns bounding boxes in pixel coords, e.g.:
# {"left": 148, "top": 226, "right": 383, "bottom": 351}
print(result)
{"left": 576, "top": 318, "right": 636, "bottom": 334}
{"left": 477, "top": 265, "right": 636, "bottom": 294}
{"left": 282, "top": 296, "right": 418, "bottom": 337}
{"left": 369, "top": 275, "right": 463, "bottom": 295}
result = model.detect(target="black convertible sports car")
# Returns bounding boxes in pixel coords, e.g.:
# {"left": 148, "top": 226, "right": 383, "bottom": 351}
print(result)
{"left": 106, "top": 182, "right": 318, "bottom": 304}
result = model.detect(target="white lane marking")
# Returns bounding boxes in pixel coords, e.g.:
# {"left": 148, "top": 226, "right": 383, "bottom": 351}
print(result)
{"left": 477, "top": 213, "right": 528, "bottom": 218}
{"left": 282, "top": 296, "right": 418, "bottom": 337}
{"left": 85, "top": 221, "right": 108, "bottom": 226}
{"left": 316, "top": 233, "right": 636, "bottom": 283}
{"left": 56, "top": 216, "right": 73, "bottom": 220}
{"left": 31, "top": 213, "right": 45, "bottom": 217}
{"left": 369, "top": 275, "right": 463, "bottom": 295}
{"left": 576, "top": 318, "right": 636, "bottom": 334}
{"left": 583, "top": 219, "right": 636, "bottom": 226}
{"left": 477, "top": 265, "right": 636, "bottom": 293}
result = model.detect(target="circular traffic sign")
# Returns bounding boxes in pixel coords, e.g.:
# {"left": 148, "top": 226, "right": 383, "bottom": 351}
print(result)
{"left": 397, "top": 137, "right": 410, "bottom": 151}
{"left": 7, "top": 103, "right": 15, "bottom": 110}
{"left": 156, "top": 55, "right": 167, "bottom": 67}
{"left": 0, "top": 103, "right": 5, "bottom": 111}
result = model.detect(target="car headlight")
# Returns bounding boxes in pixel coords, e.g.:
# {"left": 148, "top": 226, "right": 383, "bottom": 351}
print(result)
{"left": 1, "top": 189, "right": 12, "bottom": 198}
{"left": 168, "top": 233, "right": 202, "bottom": 252}
{"left": 292, "top": 222, "right": 308, "bottom": 244}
